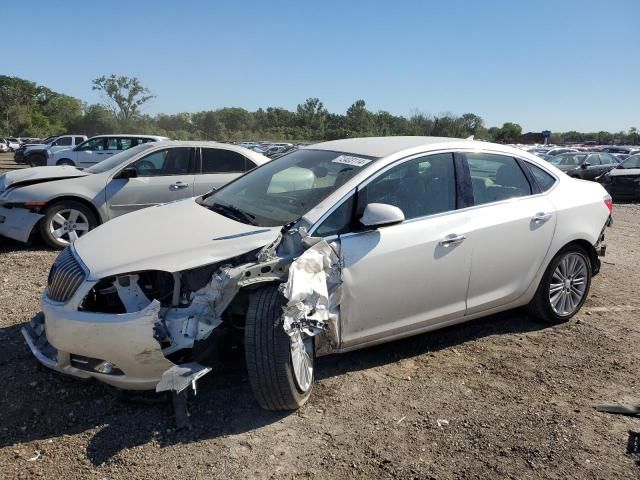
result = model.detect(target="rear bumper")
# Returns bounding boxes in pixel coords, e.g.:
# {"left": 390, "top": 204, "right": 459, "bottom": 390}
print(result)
{"left": 0, "top": 206, "right": 43, "bottom": 242}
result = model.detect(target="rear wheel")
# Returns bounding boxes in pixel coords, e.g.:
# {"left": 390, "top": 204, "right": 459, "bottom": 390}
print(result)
{"left": 244, "top": 285, "right": 314, "bottom": 410}
{"left": 39, "top": 201, "right": 97, "bottom": 249}
{"left": 527, "top": 246, "right": 592, "bottom": 324}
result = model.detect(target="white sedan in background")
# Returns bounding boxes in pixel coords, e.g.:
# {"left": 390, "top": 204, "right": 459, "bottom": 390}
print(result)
{"left": 22, "top": 136, "right": 612, "bottom": 412}
{"left": 0, "top": 141, "right": 269, "bottom": 248}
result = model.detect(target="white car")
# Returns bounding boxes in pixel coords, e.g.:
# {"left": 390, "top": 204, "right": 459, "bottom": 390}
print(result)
{"left": 22, "top": 136, "right": 611, "bottom": 411}
{"left": 47, "top": 134, "right": 168, "bottom": 167}
{"left": 22, "top": 135, "right": 88, "bottom": 166}
{"left": 6, "top": 137, "right": 21, "bottom": 151}
{"left": 0, "top": 141, "right": 269, "bottom": 248}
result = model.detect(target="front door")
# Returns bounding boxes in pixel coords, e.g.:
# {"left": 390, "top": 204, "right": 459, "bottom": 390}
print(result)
{"left": 105, "top": 147, "right": 196, "bottom": 218}
{"left": 336, "top": 152, "right": 473, "bottom": 348}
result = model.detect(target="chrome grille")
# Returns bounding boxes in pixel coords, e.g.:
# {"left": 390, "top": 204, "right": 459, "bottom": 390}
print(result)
{"left": 47, "top": 248, "right": 86, "bottom": 303}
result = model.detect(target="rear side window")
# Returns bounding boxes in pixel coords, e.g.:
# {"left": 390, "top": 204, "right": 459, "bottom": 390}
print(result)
{"left": 201, "top": 148, "right": 249, "bottom": 173}
{"left": 54, "top": 136, "right": 72, "bottom": 146}
{"left": 526, "top": 163, "right": 556, "bottom": 192}
{"left": 466, "top": 153, "right": 532, "bottom": 206}
{"left": 74, "top": 137, "right": 85, "bottom": 145}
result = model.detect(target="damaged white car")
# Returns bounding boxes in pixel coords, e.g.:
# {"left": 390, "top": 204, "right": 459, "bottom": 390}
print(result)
{"left": 22, "top": 136, "right": 612, "bottom": 410}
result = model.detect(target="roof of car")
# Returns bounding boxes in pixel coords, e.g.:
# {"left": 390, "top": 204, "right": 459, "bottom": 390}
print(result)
{"left": 91, "top": 134, "right": 167, "bottom": 139}
{"left": 305, "top": 136, "right": 464, "bottom": 158}
{"left": 146, "top": 140, "right": 270, "bottom": 164}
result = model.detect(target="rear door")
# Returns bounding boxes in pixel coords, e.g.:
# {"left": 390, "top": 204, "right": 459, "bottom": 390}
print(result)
{"left": 193, "top": 147, "right": 256, "bottom": 196}
{"left": 105, "top": 146, "right": 196, "bottom": 218}
{"left": 463, "top": 152, "right": 557, "bottom": 314}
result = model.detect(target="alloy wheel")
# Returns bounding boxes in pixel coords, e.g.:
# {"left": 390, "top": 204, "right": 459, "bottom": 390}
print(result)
{"left": 290, "top": 330, "right": 314, "bottom": 392}
{"left": 548, "top": 253, "right": 588, "bottom": 316}
{"left": 48, "top": 208, "right": 90, "bottom": 245}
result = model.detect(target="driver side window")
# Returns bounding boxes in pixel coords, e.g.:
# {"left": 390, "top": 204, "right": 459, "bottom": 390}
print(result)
{"left": 130, "top": 147, "right": 194, "bottom": 177}
{"left": 78, "top": 137, "right": 106, "bottom": 151}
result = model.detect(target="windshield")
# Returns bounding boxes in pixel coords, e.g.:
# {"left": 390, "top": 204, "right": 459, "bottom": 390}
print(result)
{"left": 620, "top": 154, "right": 640, "bottom": 169}
{"left": 204, "top": 149, "right": 376, "bottom": 227}
{"left": 551, "top": 153, "right": 587, "bottom": 166}
{"left": 85, "top": 143, "right": 156, "bottom": 174}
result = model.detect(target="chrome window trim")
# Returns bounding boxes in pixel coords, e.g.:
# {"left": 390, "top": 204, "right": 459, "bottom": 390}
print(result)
{"left": 308, "top": 147, "right": 561, "bottom": 239}
{"left": 308, "top": 149, "right": 458, "bottom": 237}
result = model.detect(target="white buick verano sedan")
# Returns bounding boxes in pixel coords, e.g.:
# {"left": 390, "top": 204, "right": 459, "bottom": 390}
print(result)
{"left": 23, "top": 137, "right": 612, "bottom": 411}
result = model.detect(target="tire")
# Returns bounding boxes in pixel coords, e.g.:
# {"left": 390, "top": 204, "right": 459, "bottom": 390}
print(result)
{"left": 39, "top": 200, "right": 98, "bottom": 249}
{"left": 527, "top": 245, "right": 592, "bottom": 324}
{"left": 28, "top": 153, "right": 46, "bottom": 167}
{"left": 244, "top": 285, "right": 314, "bottom": 410}
{"left": 56, "top": 158, "right": 75, "bottom": 167}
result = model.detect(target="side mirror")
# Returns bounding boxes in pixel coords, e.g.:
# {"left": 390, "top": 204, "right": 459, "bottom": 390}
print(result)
{"left": 117, "top": 167, "right": 138, "bottom": 179}
{"left": 581, "top": 162, "right": 590, "bottom": 169}
{"left": 360, "top": 203, "right": 405, "bottom": 228}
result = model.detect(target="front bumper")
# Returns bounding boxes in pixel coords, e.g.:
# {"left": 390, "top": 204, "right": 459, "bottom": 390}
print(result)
{"left": 0, "top": 206, "right": 43, "bottom": 243}
{"left": 22, "top": 293, "right": 175, "bottom": 390}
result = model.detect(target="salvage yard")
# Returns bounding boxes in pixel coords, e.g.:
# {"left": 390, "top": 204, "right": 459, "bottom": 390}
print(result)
{"left": 0, "top": 151, "right": 639, "bottom": 477}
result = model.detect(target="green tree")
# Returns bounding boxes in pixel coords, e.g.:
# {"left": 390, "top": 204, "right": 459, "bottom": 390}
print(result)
{"left": 494, "top": 122, "right": 522, "bottom": 143}
{"left": 92, "top": 75, "right": 155, "bottom": 121}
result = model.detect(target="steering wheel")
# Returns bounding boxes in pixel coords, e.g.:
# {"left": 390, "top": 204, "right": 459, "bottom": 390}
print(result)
{"left": 136, "top": 160, "right": 155, "bottom": 172}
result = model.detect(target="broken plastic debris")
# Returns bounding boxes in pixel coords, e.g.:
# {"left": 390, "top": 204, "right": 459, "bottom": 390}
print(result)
{"left": 437, "top": 419, "right": 450, "bottom": 428}
{"left": 281, "top": 240, "right": 341, "bottom": 341}
{"left": 27, "top": 451, "right": 41, "bottom": 462}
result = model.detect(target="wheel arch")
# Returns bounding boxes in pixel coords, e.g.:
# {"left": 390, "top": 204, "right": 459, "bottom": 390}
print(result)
{"left": 55, "top": 157, "right": 75, "bottom": 166}
{"left": 44, "top": 196, "right": 104, "bottom": 225}
{"left": 559, "top": 239, "right": 600, "bottom": 275}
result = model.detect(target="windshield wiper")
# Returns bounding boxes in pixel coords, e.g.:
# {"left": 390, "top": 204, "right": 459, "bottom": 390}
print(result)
{"left": 211, "top": 203, "right": 257, "bottom": 225}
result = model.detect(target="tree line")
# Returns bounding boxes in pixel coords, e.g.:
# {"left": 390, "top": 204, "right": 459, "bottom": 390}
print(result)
{"left": 1, "top": 75, "right": 638, "bottom": 145}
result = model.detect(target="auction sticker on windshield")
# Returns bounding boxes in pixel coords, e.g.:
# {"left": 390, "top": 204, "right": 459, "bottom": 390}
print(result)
{"left": 332, "top": 155, "right": 372, "bottom": 167}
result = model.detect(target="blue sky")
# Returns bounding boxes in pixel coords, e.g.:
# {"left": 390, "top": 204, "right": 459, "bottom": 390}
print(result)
{"left": 3, "top": 0, "right": 639, "bottom": 132}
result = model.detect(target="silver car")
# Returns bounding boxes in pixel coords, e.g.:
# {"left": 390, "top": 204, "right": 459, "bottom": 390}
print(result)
{"left": 22, "top": 137, "right": 612, "bottom": 412}
{"left": 0, "top": 141, "right": 269, "bottom": 248}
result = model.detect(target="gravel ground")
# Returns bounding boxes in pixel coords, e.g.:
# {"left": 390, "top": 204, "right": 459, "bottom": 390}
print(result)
{"left": 1, "top": 160, "right": 639, "bottom": 478}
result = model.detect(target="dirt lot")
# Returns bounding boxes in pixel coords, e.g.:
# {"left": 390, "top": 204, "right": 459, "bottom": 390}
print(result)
{"left": 1, "top": 158, "right": 639, "bottom": 478}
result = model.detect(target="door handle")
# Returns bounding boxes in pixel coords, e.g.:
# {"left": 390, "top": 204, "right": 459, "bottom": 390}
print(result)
{"left": 170, "top": 182, "right": 189, "bottom": 190}
{"left": 438, "top": 234, "right": 466, "bottom": 247}
{"left": 532, "top": 212, "right": 552, "bottom": 223}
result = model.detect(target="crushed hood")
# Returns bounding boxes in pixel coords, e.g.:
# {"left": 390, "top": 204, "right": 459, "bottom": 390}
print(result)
{"left": 2, "top": 166, "right": 89, "bottom": 190}
{"left": 74, "top": 197, "right": 282, "bottom": 279}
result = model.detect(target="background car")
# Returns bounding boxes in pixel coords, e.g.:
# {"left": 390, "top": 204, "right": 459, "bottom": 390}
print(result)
{"left": 22, "top": 135, "right": 88, "bottom": 166}
{"left": 546, "top": 147, "right": 579, "bottom": 157}
{"left": 6, "top": 137, "right": 22, "bottom": 151}
{"left": 14, "top": 135, "right": 59, "bottom": 163}
{"left": 597, "top": 153, "right": 640, "bottom": 200}
{"left": 550, "top": 152, "right": 619, "bottom": 180}
{"left": 0, "top": 141, "right": 269, "bottom": 248}
{"left": 47, "top": 134, "right": 168, "bottom": 167}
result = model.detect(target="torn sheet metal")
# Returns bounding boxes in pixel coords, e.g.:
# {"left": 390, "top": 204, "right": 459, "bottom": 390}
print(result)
{"left": 160, "top": 266, "right": 244, "bottom": 354}
{"left": 281, "top": 239, "right": 342, "bottom": 344}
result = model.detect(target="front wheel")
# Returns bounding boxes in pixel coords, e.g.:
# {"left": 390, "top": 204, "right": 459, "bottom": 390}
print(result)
{"left": 56, "top": 158, "right": 75, "bottom": 167}
{"left": 39, "top": 201, "right": 97, "bottom": 249}
{"left": 244, "top": 285, "right": 314, "bottom": 410}
{"left": 527, "top": 246, "right": 592, "bottom": 324}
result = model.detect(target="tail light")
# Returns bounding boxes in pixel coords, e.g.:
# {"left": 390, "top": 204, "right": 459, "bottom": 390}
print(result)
{"left": 604, "top": 195, "right": 613, "bottom": 214}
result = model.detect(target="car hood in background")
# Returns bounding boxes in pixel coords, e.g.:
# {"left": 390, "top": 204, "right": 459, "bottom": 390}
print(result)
{"left": 1, "top": 166, "right": 89, "bottom": 190}
{"left": 554, "top": 165, "right": 581, "bottom": 173}
{"left": 73, "top": 197, "right": 282, "bottom": 279}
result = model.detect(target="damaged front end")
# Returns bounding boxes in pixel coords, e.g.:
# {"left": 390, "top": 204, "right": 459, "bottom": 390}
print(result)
{"left": 23, "top": 228, "right": 345, "bottom": 397}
